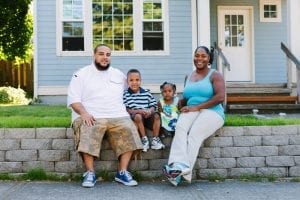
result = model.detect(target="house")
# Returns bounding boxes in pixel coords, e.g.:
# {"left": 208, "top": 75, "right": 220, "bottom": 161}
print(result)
{"left": 33, "top": 0, "right": 300, "bottom": 104}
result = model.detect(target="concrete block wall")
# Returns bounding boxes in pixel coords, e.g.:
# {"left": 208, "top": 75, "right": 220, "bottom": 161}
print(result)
{"left": 1, "top": 125, "right": 300, "bottom": 179}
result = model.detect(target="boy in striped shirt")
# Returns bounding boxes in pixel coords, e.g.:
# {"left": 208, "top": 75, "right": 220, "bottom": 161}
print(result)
{"left": 123, "top": 69, "right": 165, "bottom": 152}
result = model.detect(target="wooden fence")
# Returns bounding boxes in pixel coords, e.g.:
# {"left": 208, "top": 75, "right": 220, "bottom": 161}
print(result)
{"left": 0, "top": 59, "right": 34, "bottom": 97}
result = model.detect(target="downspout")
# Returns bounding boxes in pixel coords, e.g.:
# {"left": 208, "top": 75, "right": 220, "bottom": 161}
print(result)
{"left": 33, "top": 0, "right": 38, "bottom": 99}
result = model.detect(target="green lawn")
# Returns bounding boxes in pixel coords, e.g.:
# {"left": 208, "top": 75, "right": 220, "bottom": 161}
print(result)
{"left": 0, "top": 105, "right": 71, "bottom": 128}
{"left": 0, "top": 105, "right": 299, "bottom": 128}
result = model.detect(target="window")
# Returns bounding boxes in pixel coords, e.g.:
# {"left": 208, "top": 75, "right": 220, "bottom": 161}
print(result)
{"left": 92, "top": 0, "right": 134, "bottom": 51}
{"left": 143, "top": 0, "right": 164, "bottom": 50}
{"left": 62, "top": 0, "right": 84, "bottom": 51}
{"left": 224, "top": 15, "right": 244, "bottom": 47}
{"left": 56, "top": 0, "right": 169, "bottom": 56}
{"left": 260, "top": 0, "right": 281, "bottom": 22}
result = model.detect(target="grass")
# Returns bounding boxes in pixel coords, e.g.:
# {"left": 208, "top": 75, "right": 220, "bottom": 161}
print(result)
{"left": 0, "top": 168, "right": 145, "bottom": 182}
{"left": 239, "top": 173, "right": 278, "bottom": 182}
{"left": 225, "top": 114, "right": 300, "bottom": 126}
{"left": 0, "top": 168, "right": 70, "bottom": 181}
{"left": 0, "top": 104, "right": 300, "bottom": 128}
{"left": 0, "top": 105, "right": 71, "bottom": 128}
{"left": 207, "top": 173, "right": 226, "bottom": 182}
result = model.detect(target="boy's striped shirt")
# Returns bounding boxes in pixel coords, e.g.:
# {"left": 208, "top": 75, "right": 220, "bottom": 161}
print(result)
{"left": 123, "top": 87, "right": 157, "bottom": 110}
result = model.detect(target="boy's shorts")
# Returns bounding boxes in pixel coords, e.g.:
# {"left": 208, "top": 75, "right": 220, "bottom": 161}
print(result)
{"left": 130, "top": 111, "right": 160, "bottom": 130}
{"left": 72, "top": 117, "right": 143, "bottom": 158}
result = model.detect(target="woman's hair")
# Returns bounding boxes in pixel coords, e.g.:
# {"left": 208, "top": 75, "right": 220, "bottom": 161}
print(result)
{"left": 160, "top": 81, "right": 176, "bottom": 93}
{"left": 194, "top": 46, "right": 215, "bottom": 65}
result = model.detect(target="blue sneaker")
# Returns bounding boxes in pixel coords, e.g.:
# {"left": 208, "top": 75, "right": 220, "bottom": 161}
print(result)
{"left": 82, "top": 171, "right": 96, "bottom": 188}
{"left": 115, "top": 170, "right": 138, "bottom": 186}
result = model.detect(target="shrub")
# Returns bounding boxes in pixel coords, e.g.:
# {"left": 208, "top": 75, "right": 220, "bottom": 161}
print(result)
{"left": 0, "top": 89, "right": 11, "bottom": 103}
{"left": 0, "top": 86, "right": 31, "bottom": 105}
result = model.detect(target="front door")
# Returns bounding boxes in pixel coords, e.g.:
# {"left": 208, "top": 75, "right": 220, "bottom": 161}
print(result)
{"left": 218, "top": 6, "right": 253, "bottom": 82}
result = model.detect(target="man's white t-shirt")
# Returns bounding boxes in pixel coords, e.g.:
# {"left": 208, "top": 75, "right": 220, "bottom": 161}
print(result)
{"left": 67, "top": 63, "right": 129, "bottom": 122}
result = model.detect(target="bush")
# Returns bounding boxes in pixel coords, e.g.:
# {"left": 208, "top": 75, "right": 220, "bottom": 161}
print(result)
{"left": 0, "top": 86, "right": 31, "bottom": 105}
{"left": 0, "top": 89, "right": 11, "bottom": 103}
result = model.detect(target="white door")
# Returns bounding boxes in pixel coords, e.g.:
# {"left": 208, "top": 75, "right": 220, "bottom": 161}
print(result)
{"left": 218, "top": 6, "right": 253, "bottom": 82}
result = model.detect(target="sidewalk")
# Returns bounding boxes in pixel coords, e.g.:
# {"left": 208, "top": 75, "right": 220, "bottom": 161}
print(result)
{"left": 1, "top": 180, "right": 300, "bottom": 200}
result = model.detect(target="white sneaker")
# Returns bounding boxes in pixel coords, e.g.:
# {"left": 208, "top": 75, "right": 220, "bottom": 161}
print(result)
{"left": 141, "top": 136, "right": 149, "bottom": 152}
{"left": 151, "top": 137, "right": 165, "bottom": 150}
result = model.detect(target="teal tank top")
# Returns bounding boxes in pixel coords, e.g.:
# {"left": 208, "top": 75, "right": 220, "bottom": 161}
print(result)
{"left": 183, "top": 69, "right": 225, "bottom": 119}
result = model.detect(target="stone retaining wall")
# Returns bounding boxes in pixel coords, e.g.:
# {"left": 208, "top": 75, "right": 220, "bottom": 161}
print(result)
{"left": 1, "top": 126, "right": 300, "bottom": 179}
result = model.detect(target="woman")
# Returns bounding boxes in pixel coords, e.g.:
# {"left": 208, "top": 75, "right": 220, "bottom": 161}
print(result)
{"left": 163, "top": 46, "right": 225, "bottom": 186}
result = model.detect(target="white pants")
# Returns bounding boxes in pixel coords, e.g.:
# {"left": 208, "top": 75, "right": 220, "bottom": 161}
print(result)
{"left": 168, "top": 109, "right": 224, "bottom": 179}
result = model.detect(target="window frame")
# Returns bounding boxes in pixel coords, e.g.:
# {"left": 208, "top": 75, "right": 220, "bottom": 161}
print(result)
{"left": 259, "top": 0, "right": 282, "bottom": 23}
{"left": 56, "top": 0, "right": 169, "bottom": 56}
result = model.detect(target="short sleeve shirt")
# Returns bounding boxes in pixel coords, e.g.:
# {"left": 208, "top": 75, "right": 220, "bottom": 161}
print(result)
{"left": 67, "top": 63, "right": 129, "bottom": 122}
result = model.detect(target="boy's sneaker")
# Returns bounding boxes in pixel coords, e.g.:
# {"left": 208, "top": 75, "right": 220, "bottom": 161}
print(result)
{"left": 82, "top": 171, "right": 96, "bottom": 188}
{"left": 141, "top": 136, "right": 150, "bottom": 152}
{"left": 151, "top": 137, "right": 165, "bottom": 150}
{"left": 115, "top": 170, "right": 138, "bottom": 186}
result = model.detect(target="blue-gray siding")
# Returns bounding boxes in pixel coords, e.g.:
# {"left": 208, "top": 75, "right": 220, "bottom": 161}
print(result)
{"left": 37, "top": 0, "right": 289, "bottom": 91}
{"left": 36, "top": 0, "right": 193, "bottom": 87}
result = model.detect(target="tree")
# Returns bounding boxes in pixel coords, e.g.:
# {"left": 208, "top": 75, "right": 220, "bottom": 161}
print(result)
{"left": 0, "top": 0, "right": 33, "bottom": 62}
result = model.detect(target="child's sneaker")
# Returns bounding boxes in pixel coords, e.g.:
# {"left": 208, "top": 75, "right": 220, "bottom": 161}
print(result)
{"left": 115, "top": 170, "right": 138, "bottom": 186}
{"left": 82, "top": 171, "right": 96, "bottom": 188}
{"left": 141, "top": 136, "right": 150, "bottom": 152}
{"left": 151, "top": 137, "right": 165, "bottom": 150}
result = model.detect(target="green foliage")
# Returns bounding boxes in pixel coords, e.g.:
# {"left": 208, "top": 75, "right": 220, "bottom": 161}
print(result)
{"left": 0, "top": 173, "right": 14, "bottom": 180}
{"left": 0, "top": 86, "right": 31, "bottom": 105}
{"left": 225, "top": 114, "right": 300, "bottom": 126}
{"left": 207, "top": 173, "right": 225, "bottom": 182}
{"left": 21, "top": 168, "right": 69, "bottom": 181}
{"left": 97, "top": 170, "right": 115, "bottom": 181}
{"left": 291, "top": 177, "right": 300, "bottom": 182}
{"left": 0, "top": 90, "right": 11, "bottom": 103}
{"left": 0, "top": 105, "right": 299, "bottom": 128}
{"left": 239, "top": 173, "right": 278, "bottom": 182}
{"left": 0, "top": 0, "right": 33, "bottom": 62}
{"left": 22, "top": 168, "right": 48, "bottom": 180}
{"left": 0, "top": 105, "right": 71, "bottom": 128}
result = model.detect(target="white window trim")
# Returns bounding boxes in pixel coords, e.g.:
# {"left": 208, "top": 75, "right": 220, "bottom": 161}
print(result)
{"left": 56, "top": 0, "right": 169, "bottom": 57}
{"left": 259, "top": 0, "right": 282, "bottom": 23}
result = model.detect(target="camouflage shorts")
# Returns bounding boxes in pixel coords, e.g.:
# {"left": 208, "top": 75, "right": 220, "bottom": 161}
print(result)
{"left": 72, "top": 117, "right": 143, "bottom": 158}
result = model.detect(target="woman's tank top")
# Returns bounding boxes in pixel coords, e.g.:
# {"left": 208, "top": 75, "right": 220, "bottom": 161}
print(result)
{"left": 183, "top": 69, "right": 224, "bottom": 119}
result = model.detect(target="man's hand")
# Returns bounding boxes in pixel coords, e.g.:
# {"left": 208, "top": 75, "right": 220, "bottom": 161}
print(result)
{"left": 81, "top": 113, "right": 96, "bottom": 126}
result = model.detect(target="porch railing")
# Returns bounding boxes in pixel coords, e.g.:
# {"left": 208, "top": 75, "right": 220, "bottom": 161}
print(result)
{"left": 213, "top": 43, "right": 231, "bottom": 108}
{"left": 281, "top": 42, "right": 300, "bottom": 102}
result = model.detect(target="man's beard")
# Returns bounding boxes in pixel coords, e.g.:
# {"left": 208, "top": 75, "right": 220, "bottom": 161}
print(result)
{"left": 94, "top": 61, "right": 110, "bottom": 71}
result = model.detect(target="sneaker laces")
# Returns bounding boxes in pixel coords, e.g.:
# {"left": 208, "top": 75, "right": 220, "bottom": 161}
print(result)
{"left": 84, "top": 171, "right": 95, "bottom": 181}
{"left": 121, "top": 170, "right": 133, "bottom": 181}
{"left": 152, "top": 137, "right": 160, "bottom": 143}
{"left": 142, "top": 136, "right": 148, "bottom": 142}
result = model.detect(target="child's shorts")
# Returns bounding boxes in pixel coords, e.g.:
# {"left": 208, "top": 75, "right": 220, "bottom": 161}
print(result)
{"left": 130, "top": 111, "right": 160, "bottom": 130}
{"left": 72, "top": 117, "right": 143, "bottom": 158}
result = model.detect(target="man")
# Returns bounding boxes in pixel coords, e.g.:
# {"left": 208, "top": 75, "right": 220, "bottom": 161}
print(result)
{"left": 67, "top": 44, "right": 143, "bottom": 187}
